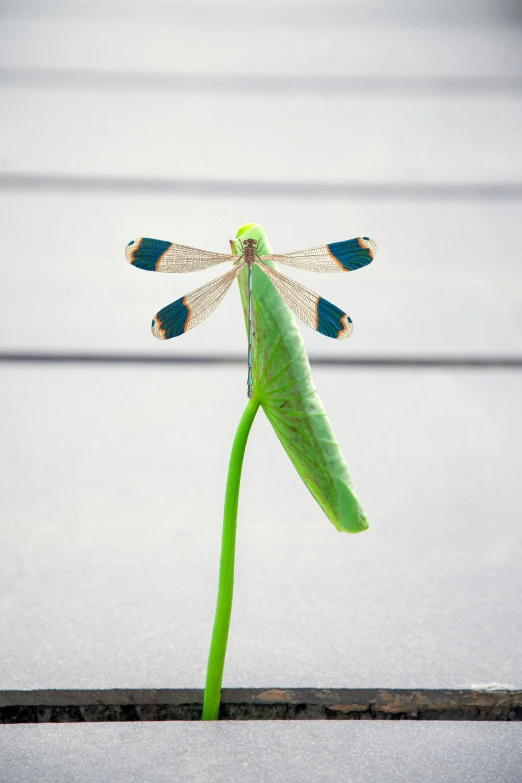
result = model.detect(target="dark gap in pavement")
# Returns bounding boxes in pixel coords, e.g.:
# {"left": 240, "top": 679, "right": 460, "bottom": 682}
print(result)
{"left": 1, "top": 688, "right": 521, "bottom": 723}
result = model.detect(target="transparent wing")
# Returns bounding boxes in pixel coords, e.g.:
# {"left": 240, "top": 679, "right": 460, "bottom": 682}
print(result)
{"left": 259, "top": 237, "right": 376, "bottom": 273}
{"left": 256, "top": 262, "right": 353, "bottom": 340}
{"left": 152, "top": 263, "right": 244, "bottom": 340}
{"left": 126, "top": 237, "right": 235, "bottom": 273}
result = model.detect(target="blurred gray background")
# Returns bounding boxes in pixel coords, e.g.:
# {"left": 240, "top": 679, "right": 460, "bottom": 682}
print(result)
{"left": 1, "top": 0, "right": 521, "bottom": 694}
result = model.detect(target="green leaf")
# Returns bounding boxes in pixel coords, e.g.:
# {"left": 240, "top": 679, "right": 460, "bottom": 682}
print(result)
{"left": 231, "top": 223, "right": 368, "bottom": 534}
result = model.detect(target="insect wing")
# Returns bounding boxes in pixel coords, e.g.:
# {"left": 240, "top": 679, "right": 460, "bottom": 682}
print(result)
{"left": 256, "top": 263, "right": 353, "bottom": 340}
{"left": 126, "top": 237, "right": 235, "bottom": 273}
{"left": 152, "top": 264, "right": 244, "bottom": 340}
{"left": 259, "top": 237, "right": 376, "bottom": 273}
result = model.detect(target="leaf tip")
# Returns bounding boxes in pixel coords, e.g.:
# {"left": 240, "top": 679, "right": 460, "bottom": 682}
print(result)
{"left": 236, "top": 223, "right": 263, "bottom": 238}
{"left": 333, "top": 476, "right": 369, "bottom": 534}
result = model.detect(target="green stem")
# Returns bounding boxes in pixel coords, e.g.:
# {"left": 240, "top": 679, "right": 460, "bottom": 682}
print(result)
{"left": 202, "top": 396, "right": 260, "bottom": 720}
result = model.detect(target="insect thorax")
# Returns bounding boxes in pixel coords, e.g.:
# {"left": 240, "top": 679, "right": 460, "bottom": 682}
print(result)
{"left": 241, "top": 238, "right": 258, "bottom": 264}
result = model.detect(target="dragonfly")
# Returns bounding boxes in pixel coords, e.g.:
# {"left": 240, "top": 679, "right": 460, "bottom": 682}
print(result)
{"left": 126, "top": 234, "right": 376, "bottom": 398}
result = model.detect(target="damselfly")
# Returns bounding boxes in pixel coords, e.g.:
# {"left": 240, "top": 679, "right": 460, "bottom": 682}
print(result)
{"left": 126, "top": 235, "right": 376, "bottom": 397}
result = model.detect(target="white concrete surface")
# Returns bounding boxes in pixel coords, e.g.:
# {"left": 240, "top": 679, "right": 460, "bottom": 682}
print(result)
{"left": 1, "top": 365, "right": 520, "bottom": 690}
{"left": 1, "top": 722, "right": 521, "bottom": 783}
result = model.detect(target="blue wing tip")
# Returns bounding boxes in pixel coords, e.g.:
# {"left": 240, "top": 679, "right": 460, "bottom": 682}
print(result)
{"left": 126, "top": 237, "right": 173, "bottom": 271}
{"left": 327, "top": 237, "right": 376, "bottom": 270}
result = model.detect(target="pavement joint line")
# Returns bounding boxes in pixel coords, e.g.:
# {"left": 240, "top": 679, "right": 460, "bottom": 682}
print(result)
{"left": 0, "top": 352, "right": 521, "bottom": 369}
{"left": 2, "top": 174, "right": 522, "bottom": 200}
{"left": 4, "top": 68, "right": 522, "bottom": 95}
{"left": 0, "top": 0, "right": 518, "bottom": 28}
{"left": 1, "top": 688, "right": 521, "bottom": 723}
